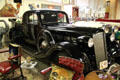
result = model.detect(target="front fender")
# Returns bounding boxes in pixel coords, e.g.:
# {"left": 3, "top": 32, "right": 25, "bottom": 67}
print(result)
{"left": 36, "top": 41, "right": 83, "bottom": 59}
{"left": 57, "top": 41, "right": 82, "bottom": 59}
{"left": 36, "top": 44, "right": 72, "bottom": 58}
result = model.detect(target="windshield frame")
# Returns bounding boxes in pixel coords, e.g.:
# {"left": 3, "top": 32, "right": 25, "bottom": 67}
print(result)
{"left": 38, "top": 10, "right": 69, "bottom": 26}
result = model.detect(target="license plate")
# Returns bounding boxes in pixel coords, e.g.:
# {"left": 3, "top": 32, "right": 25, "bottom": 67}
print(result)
{"left": 100, "top": 60, "right": 108, "bottom": 70}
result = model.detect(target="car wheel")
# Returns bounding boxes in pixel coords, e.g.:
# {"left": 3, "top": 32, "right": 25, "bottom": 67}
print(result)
{"left": 37, "top": 34, "right": 50, "bottom": 53}
{"left": 37, "top": 31, "right": 55, "bottom": 53}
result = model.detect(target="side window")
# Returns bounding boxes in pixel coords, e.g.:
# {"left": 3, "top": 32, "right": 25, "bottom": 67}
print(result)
{"left": 28, "top": 13, "right": 38, "bottom": 24}
{"left": 57, "top": 13, "right": 67, "bottom": 23}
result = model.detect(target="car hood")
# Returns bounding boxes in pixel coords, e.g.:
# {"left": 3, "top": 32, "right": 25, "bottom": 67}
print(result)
{"left": 73, "top": 21, "right": 120, "bottom": 28}
{"left": 47, "top": 24, "right": 104, "bottom": 35}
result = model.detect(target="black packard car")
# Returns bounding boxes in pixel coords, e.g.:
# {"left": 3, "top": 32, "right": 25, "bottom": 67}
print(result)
{"left": 9, "top": 9, "right": 119, "bottom": 73}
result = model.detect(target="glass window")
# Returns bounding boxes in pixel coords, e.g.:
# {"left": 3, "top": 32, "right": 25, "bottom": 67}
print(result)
{"left": 40, "top": 11, "right": 67, "bottom": 25}
{"left": 28, "top": 13, "right": 38, "bottom": 24}
{"left": 58, "top": 13, "right": 67, "bottom": 22}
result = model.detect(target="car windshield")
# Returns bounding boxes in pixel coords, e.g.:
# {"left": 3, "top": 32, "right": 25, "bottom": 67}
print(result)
{"left": 40, "top": 11, "right": 68, "bottom": 25}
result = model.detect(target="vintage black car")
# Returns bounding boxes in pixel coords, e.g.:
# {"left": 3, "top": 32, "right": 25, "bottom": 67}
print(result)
{"left": 73, "top": 21, "right": 120, "bottom": 64}
{"left": 9, "top": 9, "right": 120, "bottom": 73}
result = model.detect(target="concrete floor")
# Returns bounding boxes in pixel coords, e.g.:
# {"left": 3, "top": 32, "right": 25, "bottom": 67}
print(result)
{"left": 0, "top": 49, "right": 50, "bottom": 80}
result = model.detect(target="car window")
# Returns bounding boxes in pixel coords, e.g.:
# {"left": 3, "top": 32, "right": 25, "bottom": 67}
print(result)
{"left": 40, "top": 12, "right": 57, "bottom": 23}
{"left": 40, "top": 11, "right": 67, "bottom": 25}
{"left": 58, "top": 13, "right": 67, "bottom": 23}
{"left": 28, "top": 13, "right": 38, "bottom": 24}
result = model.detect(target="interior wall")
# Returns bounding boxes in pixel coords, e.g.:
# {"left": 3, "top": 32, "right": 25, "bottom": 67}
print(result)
{"left": 88, "top": 0, "right": 119, "bottom": 19}
{"left": 88, "top": 0, "right": 105, "bottom": 11}
{"left": 109, "top": 0, "right": 117, "bottom": 19}
{"left": 116, "top": 0, "right": 120, "bottom": 19}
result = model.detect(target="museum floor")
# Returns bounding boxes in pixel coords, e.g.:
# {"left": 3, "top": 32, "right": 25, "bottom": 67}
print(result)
{"left": 0, "top": 46, "right": 118, "bottom": 80}
{"left": 0, "top": 49, "right": 49, "bottom": 80}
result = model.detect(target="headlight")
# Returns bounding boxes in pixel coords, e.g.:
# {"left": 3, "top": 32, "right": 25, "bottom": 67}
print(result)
{"left": 104, "top": 26, "right": 110, "bottom": 33}
{"left": 41, "top": 40, "right": 48, "bottom": 48}
{"left": 110, "top": 33, "right": 115, "bottom": 42}
{"left": 88, "top": 38, "right": 94, "bottom": 47}
{"left": 114, "top": 26, "right": 119, "bottom": 33}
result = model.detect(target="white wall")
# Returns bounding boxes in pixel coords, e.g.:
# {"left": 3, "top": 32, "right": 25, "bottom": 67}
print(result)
{"left": 64, "top": 5, "right": 72, "bottom": 18}
{"left": 74, "top": 0, "right": 106, "bottom": 18}
{"left": 75, "top": 0, "right": 105, "bottom": 11}
{"left": 109, "top": 0, "right": 117, "bottom": 19}
{"left": 75, "top": 0, "right": 89, "bottom": 8}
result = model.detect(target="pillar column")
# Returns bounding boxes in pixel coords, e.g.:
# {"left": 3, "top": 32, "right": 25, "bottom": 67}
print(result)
{"left": 109, "top": 0, "right": 117, "bottom": 19}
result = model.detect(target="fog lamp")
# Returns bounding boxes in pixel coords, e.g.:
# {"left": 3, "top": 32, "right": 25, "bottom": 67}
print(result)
{"left": 104, "top": 27, "right": 110, "bottom": 33}
{"left": 114, "top": 26, "right": 119, "bottom": 33}
{"left": 110, "top": 33, "right": 115, "bottom": 42}
{"left": 88, "top": 38, "right": 94, "bottom": 48}
{"left": 41, "top": 40, "right": 48, "bottom": 48}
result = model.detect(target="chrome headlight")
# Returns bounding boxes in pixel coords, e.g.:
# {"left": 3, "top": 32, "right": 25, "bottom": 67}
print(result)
{"left": 114, "top": 26, "right": 119, "bottom": 33}
{"left": 88, "top": 38, "right": 94, "bottom": 48}
{"left": 104, "top": 26, "right": 110, "bottom": 33}
{"left": 41, "top": 40, "right": 48, "bottom": 48}
{"left": 110, "top": 33, "right": 115, "bottom": 42}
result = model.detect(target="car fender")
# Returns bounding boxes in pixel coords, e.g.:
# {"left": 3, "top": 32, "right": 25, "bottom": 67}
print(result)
{"left": 55, "top": 41, "right": 82, "bottom": 58}
{"left": 36, "top": 44, "right": 72, "bottom": 58}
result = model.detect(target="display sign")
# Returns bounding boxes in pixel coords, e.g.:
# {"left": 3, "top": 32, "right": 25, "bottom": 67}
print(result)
{"left": 100, "top": 60, "right": 108, "bottom": 70}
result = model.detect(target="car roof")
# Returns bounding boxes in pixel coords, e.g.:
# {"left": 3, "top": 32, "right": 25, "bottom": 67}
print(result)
{"left": 25, "top": 9, "right": 65, "bottom": 13}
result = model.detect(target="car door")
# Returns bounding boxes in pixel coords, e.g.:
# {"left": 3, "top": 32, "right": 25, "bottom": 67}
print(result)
{"left": 23, "top": 12, "right": 41, "bottom": 45}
